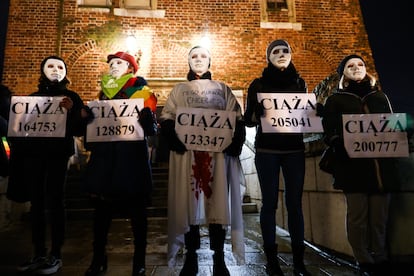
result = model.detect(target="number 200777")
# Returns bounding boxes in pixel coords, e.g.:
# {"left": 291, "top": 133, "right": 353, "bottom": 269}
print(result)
{"left": 353, "top": 141, "right": 399, "bottom": 152}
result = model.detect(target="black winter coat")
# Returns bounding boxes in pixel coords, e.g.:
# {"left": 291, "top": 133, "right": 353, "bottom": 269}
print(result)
{"left": 322, "top": 78, "right": 400, "bottom": 192}
{"left": 244, "top": 63, "right": 307, "bottom": 152}
{"left": 6, "top": 78, "right": 91, "bottom": 202}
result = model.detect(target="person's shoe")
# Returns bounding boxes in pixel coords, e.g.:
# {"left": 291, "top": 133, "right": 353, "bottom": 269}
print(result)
{"left": 85, "top": 255, "right": 108, "bottom": 276}
{"left": 35, "top": 255, "right": 62, "bottom": 275}
{"left": 179, "top": 252, "right": 198, "bottom": 276}
{"left": 265, "top": 260, "right": 285, "bottom": 276}
{"left": 293, "top": 263, "right": 312, "bottom": 276}
{"left": 132, "top": 266, "right": 146, "bottom": 276}
{"left": 212, "top": 252, "right": 230, "bottom": 276}
{"left": 358, "top": 263, "right": 375, "bottom": 276}
{"left": 17, "top": 256, "right": 47, "bottom": 272}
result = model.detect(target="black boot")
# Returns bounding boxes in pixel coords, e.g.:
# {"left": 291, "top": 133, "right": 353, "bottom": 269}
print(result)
{"left": 132, "top": 266, "right": 146, "bottom": 276}
{"left": 264, "top": 244, "right": 284, "bottom": 276}
{"left": 131, "top": 213, "right": 147, "bottom": 276}
{"left": 85, "top": 254, "right": 107, "bottom": 276}
{"left": 213, "top": 252, "right": 230, "bottom": 276}
{"left": 86, "top": 198, "right": 111, "bottom": 276}
{"left": 180, "top": 225, "right": 200, "bottom": 276}
{"left": 132, "top": 247, "right": 146, "bottom": 276}
{"left": 292, "top": 243, "right": 311, "bottom": 276}
{"left": 179, "top": 251, "right": 198, "bottom": 276}
{"left": 210, "top": 224, "right": 230, "bottom": 276}
{"left": 358, "top": 263, "right": 375, "bottom": 276}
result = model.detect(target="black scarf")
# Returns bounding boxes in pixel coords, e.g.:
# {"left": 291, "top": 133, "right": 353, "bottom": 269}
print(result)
{"left": 261, "top": 63, "right": 300, "bottom": 88}
{"left": 342, "top": 77, "right": 374, "bottom": 97}
{"left": 37, "top": 76, "right": 69, "bottom": 95}
{"left": 187, "top": 70, "right": 212, "bottom": 81}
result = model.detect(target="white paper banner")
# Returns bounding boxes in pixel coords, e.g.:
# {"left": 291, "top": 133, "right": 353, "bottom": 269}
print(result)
{"left": 175, "top": 107, "right": 236, "bottom": 152}
{"left": 342, "top": 113, "right": 409, "bottom": 158}
{"left": 86, "top": 98, "right": 144, "bottom": 142}
{"left": 7, "top": 96, "right": 67, "bottom": 137}
{"left": 257, "top": 93, "right": 323, "bottom": 133}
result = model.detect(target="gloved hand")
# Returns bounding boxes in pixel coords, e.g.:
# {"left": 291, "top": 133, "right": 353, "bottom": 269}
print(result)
{"left": 139, "top": 107, "right": 157, "bottom": 136}
{"left": 223, "top": 120, "right": 246, "bottom": 157}
{"left": 160, "top": 119, "right": 187, "bottom": 154}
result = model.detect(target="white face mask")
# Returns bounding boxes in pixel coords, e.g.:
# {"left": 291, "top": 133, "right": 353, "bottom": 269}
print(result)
{"left": 269, "top": 45, "right": 291, "bottom": 69}
{"left": 108, "top": 58, "right": 130, "bottom": 79}
{"left": 43, "top": 59, "right": 66, "bottom": 82}
{"left": 188, "top": 48, "right": 210, "bottom": 75}
{"left": 343, "top": 58, "right": 367, "bottom": 81}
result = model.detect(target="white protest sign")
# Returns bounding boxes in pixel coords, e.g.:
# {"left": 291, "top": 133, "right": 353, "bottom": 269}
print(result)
{"left": 175, "top": 107, "right": 236, "bottom": 152}
{"left": 8, "top": 96, "right": 67, "bottom": 137}
{"left": 257, "top": 93, "right": 323, "bottom": 133}
{"left": 86, "top": 98, "right": 144, "bottom": 142}
{"left": 342, "top": 113, "right": 409, "bottom": 158}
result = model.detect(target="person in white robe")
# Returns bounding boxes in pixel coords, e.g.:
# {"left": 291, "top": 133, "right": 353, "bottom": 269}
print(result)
{"left": 160, "top": 46, "right": 246, "bottom": 276}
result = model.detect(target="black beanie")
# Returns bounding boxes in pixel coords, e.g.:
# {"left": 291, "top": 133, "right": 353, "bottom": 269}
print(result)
{"left": 266, "top": 39, "right": 291, "bottom": 63}
{"left": 337, "top": 54, "right": 365, "bottom": 77}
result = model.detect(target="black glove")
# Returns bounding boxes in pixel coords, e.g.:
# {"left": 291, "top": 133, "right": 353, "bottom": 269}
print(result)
{"left": 223, "top": 120, "right": 246, "bottom": 157}
{"left": 139, "top": 107, "right": 158, "bottom": 136}
{"left": 316, "top": 103, "right": 325, "bottom": 117}
{"left": 160, "top": 119, "right": 187, "bottom": 154}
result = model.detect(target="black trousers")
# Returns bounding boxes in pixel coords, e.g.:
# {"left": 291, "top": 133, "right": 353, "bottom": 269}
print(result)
{"left": 29, "top": 156, "right": 68, "bottom": 258}
{"left": 91, "top": 197, "right": 148, "bottom": 266}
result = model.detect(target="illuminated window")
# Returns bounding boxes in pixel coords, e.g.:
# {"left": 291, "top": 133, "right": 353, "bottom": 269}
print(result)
{"left": 78, "top": 0, "right": 157, "bottom": 9}
{"left": 79, "top": 0, "right": 111, "bottom": 7}
{"left": 267, "top": 0, "right": 288, "bottom": 11}
{"left": 124, "top": 0, "right": 154, "bottom": 9}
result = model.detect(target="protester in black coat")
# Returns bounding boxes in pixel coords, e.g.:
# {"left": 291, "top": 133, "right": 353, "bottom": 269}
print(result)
{"left": 7, "top": 56, "right": 92, "bottom": 275}
{"left": 321, "top": 54, "right": 400, "bottom": 275}
{"left": 83, "top": 51, "right": 157, "bottom": 276}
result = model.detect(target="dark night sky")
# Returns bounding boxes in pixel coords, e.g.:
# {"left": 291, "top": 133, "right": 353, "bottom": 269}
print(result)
{"left": 359, "top": 1, "right": 413, "bottom": 116}
{"left": 0, "top": 0, "right": 10, "bottom": 80}
{"left": 1, "top": 1, "right": 412, "bottom": 116}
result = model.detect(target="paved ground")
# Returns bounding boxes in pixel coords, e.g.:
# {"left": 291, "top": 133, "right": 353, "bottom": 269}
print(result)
{"left": 0, "top": 212, "right": 361, "bottom": 276}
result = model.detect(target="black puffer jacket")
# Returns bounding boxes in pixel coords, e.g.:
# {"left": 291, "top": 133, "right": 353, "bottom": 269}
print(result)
{"left": 322, "top": 77, "right": 400, "bottom": 192}
{"left": 244, "top": 63, "right": 307, "bottom": 152}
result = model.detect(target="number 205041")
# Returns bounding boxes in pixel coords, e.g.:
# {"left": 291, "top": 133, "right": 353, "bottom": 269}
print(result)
{"left": 270, "top": 117, "right": 311, "bottom": 127}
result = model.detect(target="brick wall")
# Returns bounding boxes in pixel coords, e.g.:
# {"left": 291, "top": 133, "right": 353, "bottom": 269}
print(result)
{"left": 3, "top": 0, "right": 374, "bottom": 103}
